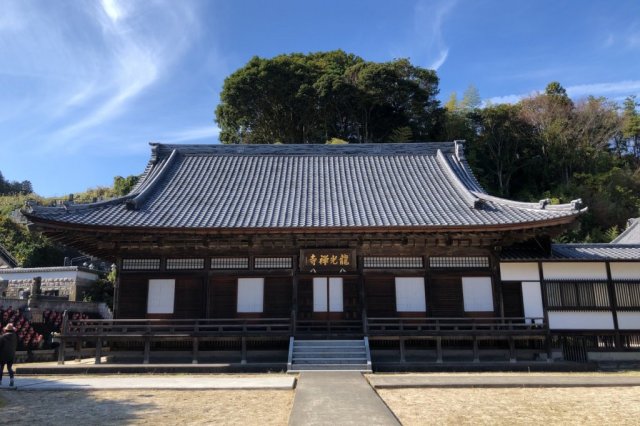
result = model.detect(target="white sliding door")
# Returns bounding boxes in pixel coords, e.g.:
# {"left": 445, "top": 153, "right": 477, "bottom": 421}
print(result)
{"left": 313, "top": 277, "right": 343, "bottom": 312}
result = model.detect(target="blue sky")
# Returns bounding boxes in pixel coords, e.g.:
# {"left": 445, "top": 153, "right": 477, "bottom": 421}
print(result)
{"left": 1, "top": 0, "right": 640, "bottom": 196}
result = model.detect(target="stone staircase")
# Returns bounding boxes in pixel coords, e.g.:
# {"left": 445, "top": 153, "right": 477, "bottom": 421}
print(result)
{"left": 287, "top": 338, "right": 372, "bottom": 372}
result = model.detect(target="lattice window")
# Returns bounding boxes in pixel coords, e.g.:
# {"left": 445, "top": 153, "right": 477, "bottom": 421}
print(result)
{"left": 254, "top": 257, "right": 292, "bottom": 269}
{"left": 122, "top": 258, "right": 160, "bottom": 271}
{"left": 364, "top": 257, "right": 424, "bottom": 269}
{"left": 545, "top": 281, "right": 610, "bottom": 308}
{"left": 615, "top": 281, "right": 640, "bottom": 308}
{"left": 166, "top": 258, "right": 204, "bottom": 270}
{"left": 429, "top": 256, "right": 490, "bottom": 269}
{"left": 210, "top": 257, "right": 249, "bottom": 270}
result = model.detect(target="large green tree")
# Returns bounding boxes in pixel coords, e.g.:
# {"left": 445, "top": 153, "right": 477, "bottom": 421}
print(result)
{"left": 215, "top": 51, "right": 442, "bottom": 144}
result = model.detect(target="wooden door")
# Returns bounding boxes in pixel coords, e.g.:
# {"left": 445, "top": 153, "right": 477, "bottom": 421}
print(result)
{"left": 428, "top": 275, "right": 463, "bottom": 317}
{"left": 502, "top": 282, "right": 524, "bottom": 318}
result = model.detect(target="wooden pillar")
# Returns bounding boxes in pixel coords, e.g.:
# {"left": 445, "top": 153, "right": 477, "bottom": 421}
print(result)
{"left": 605, "top": 262, "right": 621, "bottom": 349}
{"left": 508, "top": 336, "right": 516, "bottom": 363}
{"left": 399, "top": 338, "right": 406, "bottom": 363}
{"left": 75, "top": 341, "right": 82, "bottom": 362}
{"left": 192, "top": 338, "right": 199, "bottom": 364}
{"left": 545, "top": 333, "right": 553, "bottom": 362}
{"left": 292, "top": 266, "right": 298, "bottom": 336}
{"left": 358, "top": 256, "right": 368, "bottom": 335}
{"left": 57, "top": 338, "right": 65, "bottom": 365}
{"left": 472, "top": 336, "right": 479, "bottom": 363}
{"left": 95, "top": 338, "right": 102, "bottom": 364}
{"left": 143, "top": 338, "right": 151, "bottom": 364}
{"left": 241, "top": 336, "right": 247, "bottom": 364}
{"left": 436, "top": 337, "right": 443, "bottom": 363}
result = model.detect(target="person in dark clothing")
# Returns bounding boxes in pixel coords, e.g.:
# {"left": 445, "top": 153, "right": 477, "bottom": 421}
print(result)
{"left": 0, "top": 323, "right": 18, "bottom": 387}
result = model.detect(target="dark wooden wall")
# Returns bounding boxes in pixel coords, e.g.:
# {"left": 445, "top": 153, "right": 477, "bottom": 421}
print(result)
{"left": 118, "top": 276, "right": 148, "bottom": 318}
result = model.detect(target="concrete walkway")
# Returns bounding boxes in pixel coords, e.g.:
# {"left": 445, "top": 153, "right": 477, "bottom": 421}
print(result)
{"left": 289, "top": 372, "right": 399, "bottom": 426}
{"left": 2, "top": 375, "right": 295, "bottom": 391}
{"left": 368, "top": 374, "right": 640, "bottom": 388}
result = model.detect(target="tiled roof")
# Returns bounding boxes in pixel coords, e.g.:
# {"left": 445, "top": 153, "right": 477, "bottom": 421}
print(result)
{"left": 23, "top": 142, "right": 584, "bottom": 230}
{"left": 500, "top": 244, "right": 640, "bottom": 261}
{"left": 0, "top": 243, "right": 18, "bottom": 268}
{"left": 551, "top": 244, "right": 640, "bottom": 260}
{"left": 0, "top": 266, "right": 99, "bottom": 274}
{"left": 611, "top": 218, "right": 640, "bottom": 244}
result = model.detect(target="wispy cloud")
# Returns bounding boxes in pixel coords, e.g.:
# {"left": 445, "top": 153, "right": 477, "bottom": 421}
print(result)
{"left": 399, "top": 0, "right": 455, "bottom": 71}
{"left": 486, "top": 79, "right": 640, "bottom": 105}
{"left": 161, "top": 126, "right": 220, "bottom": 144}
{"left": 0, "top": 1, "right": 202, "bottom": 153}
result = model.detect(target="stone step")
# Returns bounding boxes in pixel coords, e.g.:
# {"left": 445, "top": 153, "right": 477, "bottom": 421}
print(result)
{"left": 289, "top": 364, "right": 371, "bottom": 372}
{"left": 293, "top": 353, "right": 366, "bottom": 359}
{"left": 292, "top": 357, "right": 369, "bottom": 363}
{"left": 293, "top": 347, "right": 365, "bottom": 353}
{"left": 294, "top": 340, "right": 364, "bottom": 347}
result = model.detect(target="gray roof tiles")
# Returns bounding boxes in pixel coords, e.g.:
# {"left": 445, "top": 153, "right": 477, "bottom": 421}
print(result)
{"left": 501, "top": 244, "right": 640, "bottom": 261}
{"left": 611, "top": 218, "right": 640, "bottom": 244}
{"left": 25, "top": 142, "right": 582, "bottom": 230}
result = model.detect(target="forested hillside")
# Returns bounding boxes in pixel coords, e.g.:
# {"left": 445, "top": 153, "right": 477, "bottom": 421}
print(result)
{"left": 0, "top": 175, "right": 138, "bottom": 267}
{"left": 216, "top": 51, "right": 640, "bottom": 242}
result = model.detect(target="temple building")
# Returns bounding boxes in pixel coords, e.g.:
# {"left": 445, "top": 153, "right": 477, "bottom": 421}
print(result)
{"left": 22, "top": 142, "right": 640, "bottom": 368}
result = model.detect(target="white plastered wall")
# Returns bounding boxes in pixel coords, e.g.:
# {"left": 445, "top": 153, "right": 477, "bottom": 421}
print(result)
{"left": 237, "top": 278, "right": 264, "bottom": 313}
{"left": 462, "top": 277, "right": 493, "bottom": 312}
{"left": 147, "top": 279, "right": 175, "bottom": 314}
{"left": 522, "top": 281, "right": 544, "bottom": 322}
{"left": 617, "top": 312, "right": 640, "bottom": 330}
{"left": 610, "top": 263, "right": 640, "bottom": 280}
{"left": 395, "top": 277, "right": 426, "bottom": 312}
{"left": 548, "top": 311, "right": 614, "bottom": 330}
{"left": 543, "top": 262, "right": 607, "bottom": 280}
{"left": 500, "top": 263, "right": 540, "bottom": 281}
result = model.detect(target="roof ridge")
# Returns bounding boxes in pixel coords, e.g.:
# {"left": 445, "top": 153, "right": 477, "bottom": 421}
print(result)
{"left": 126, "top": 149, "right": 179, "bottom": 210}
{"left": 435, "top": 149, "right": 481, "bottom": 209}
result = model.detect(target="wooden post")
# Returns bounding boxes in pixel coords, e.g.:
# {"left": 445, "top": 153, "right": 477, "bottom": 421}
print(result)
{"left": 241, "top": 336, "right": 247, "bottom": 364}
{"left": 546, "top": 333, "right": 553, "bottom": 362}
{"left": 57, "top": 310, "right": 69, "bottom": 365}
{"left": 57, "top": 338, "right": 65, "bottom": 365}
{"left": 192, "top": 338, "right": 199, "bottom": 364}
{"left": 143, "top": 338, "right": 151, "bottom": 364}
{"left": 605, "top": 262, "right": 621, "bottom": 349}
{"left": 75, "top": 341, "right": 82, "bottom": 362}
{"left": 292, "top": 268, "right": 298, "bottom": 336}
{"left": 95, "top": 338, "right": 102, "bottom": 364}
{"left": 436, "top": 336, "right": 443, "bottom": 363}
{"left": 508, "top": 336, "right": 516, "bottom": 363}
{"left": 473, "top": 335, "right": 479, "bottom": 363}
{"left": 399, "top": 337, "right": 406, "bottom": 363}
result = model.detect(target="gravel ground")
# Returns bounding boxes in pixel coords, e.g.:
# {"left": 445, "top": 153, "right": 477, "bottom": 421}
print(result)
{"left": 377, "top": 387, "right": 640, "bottom": 426}
{"left": 0, "top": 389, "right": 294, "bottom": 425}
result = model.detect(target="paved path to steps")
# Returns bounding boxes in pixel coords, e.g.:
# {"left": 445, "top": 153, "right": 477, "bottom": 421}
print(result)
{"left": 2, "top": 375, "right": 295, "bottom": 391}
{"left": 367, "top": 373, "right": 640, "bottom": 388}
{"left": 289, "top": 372, "right": 400, "bottom": 426}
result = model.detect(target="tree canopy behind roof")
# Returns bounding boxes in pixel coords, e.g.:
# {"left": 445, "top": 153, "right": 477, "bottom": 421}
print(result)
{"left": 215, "top": 51, "right": 441, "bottom": 144}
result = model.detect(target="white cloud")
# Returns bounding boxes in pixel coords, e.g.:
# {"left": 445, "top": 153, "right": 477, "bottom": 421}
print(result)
{"left": 398, "top": 0, "right": 455, "bottom": 71}
{"left": 429, "top": 48, "right": 449, "bottom": 71}
{"left": 0, "top": 1, "right": 203, "bottom": 153}
{"left": 486, "top": 79, "right": 640, "bottom": 105}
{"left": 161, "top": 126, "right": 221, "bottom": 144}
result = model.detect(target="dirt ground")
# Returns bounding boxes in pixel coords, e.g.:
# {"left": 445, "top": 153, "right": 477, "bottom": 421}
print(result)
{"left": 0, "top": 389, "right": 294, "bottom": 426}
{"left": 377, "top": 386, "right": 640, "bottom": 426}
